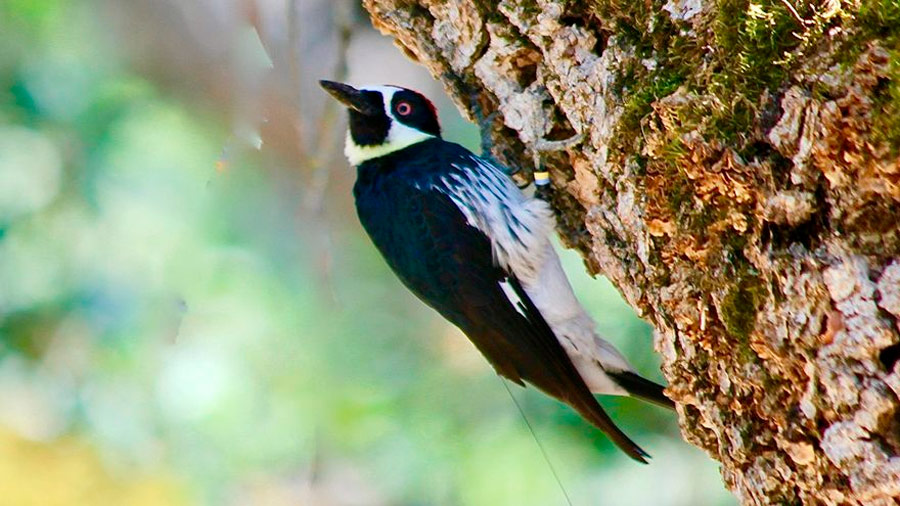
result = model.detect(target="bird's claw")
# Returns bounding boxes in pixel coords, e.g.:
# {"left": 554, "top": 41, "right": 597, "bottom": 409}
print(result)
{"left": 528, "top": 132, "right": 585, "bottom": 200}
{"left": 533, "top": 131, "right": 585, "bottom": 153}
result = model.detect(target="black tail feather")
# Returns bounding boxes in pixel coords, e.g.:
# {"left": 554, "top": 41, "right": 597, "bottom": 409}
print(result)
{"left": 607, "top": 370, "right": 676, "bottom": 410}
{"left": 507, "top": 277, "right": 652, "bottom": 463}
{"left": 569, "top": 393, "right": 651, "bottom": 463}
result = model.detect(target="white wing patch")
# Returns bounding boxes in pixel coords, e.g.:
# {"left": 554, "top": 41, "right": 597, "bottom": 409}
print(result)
{"left": 435, "top": 156, "right": 555, "bottom": 284}
{"left": 499, "top": 280, "right": 528, "bottom": 318}
{"left": 433, "top": 160, "right": 639, "bottom": 395}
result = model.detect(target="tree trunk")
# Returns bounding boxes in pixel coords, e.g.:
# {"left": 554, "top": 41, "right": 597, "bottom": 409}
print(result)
{"left": 360, "top": 0, "right": 900, "bottom": 504}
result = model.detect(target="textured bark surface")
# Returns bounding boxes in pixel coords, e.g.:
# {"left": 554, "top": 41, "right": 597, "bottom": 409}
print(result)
{"left": 360, "top": 1, "right": 900, "bottom": 504}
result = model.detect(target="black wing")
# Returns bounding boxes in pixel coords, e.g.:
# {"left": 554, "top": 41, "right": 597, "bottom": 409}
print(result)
{"left": 356, "top": 183, "right": 650, "bottom": 462}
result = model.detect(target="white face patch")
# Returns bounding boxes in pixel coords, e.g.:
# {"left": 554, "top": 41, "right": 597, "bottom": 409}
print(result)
{"left": 344, "top": 85, "right": 437, "bottom": 165}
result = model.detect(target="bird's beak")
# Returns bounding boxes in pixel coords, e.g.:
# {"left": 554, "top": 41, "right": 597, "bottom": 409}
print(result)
{"left": 319, "top": 80, "right": 382, "bottom": 116}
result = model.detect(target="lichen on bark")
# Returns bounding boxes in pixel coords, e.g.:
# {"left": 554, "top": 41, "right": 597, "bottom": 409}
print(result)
{"left": 361, "top": 0, "right": 900, "bottom": 504}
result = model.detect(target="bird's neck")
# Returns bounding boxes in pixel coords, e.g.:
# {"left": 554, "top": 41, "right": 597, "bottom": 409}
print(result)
{"left": 344, "top": 127, "right": 436, "bottom": 166}
{"left": 352, "top": 137, "right": 444, "bottom": 189}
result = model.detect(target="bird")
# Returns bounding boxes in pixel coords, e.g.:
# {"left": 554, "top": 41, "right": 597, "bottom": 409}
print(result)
{"left": 319, "top": 80, "right": 675, "bottom": 462}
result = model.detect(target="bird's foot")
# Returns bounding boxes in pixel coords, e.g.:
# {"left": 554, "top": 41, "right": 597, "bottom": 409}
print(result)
{"left": 533, "top": 131, "right": 585, "bottom": 153}
{"left": 529, "top": 132, "right": 584, "bottom": 199}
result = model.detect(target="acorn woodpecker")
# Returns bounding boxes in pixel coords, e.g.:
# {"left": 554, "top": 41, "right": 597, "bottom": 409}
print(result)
{"left": 319, "top": 80, "right": 674, "bottom": 462}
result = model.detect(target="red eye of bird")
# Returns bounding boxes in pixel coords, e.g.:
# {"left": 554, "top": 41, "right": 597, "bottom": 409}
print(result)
{"left": 396, "top": 102, "right": 412, "bottom": 116}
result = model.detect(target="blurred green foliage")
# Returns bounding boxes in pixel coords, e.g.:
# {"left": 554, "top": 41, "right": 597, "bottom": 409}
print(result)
{"left": 0, "top": 1, "right": 735, "bottom": 505}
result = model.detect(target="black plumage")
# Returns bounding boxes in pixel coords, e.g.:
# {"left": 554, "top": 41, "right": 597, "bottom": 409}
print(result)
{"left": 353, "top": 139, "right": 651, "bottom": 462}
{"left": 319, "top": 80, "right": 676, "bottom": 461}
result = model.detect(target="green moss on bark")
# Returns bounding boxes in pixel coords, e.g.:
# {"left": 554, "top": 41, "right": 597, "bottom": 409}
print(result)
{"left": 855, "top": 1, "right": 900, "bottom": 153}
{"left": 708, "top": 0, "right": 806, "bottom": 142}
{"left": 871, "top": 57, "right": 900, "bottom": 155}
{"left": 720, "top": 269, "right": 764, "bottom": 342}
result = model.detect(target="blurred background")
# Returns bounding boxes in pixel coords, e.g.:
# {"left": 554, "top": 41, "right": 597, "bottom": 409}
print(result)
{"left": 0, "top": 1, "right": 735, "bottom": 505}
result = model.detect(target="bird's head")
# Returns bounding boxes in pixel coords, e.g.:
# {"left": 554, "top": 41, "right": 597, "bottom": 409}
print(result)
{"left": 319, "top": 80, "right": 441, "bottom": 165}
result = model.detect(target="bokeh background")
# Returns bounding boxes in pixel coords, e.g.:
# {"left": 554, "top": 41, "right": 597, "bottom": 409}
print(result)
{"left": 0, "top": 1, "right": 737, "bottom": 505}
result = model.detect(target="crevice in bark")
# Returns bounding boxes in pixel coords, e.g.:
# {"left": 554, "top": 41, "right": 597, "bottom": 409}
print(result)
{"left": 879, "top": 342, "right": 900, "bottom": 371}
{"left": 544, "top": 105, "right": 577, "bottom": 142}
{"left": 762, "top": 180, "right": 830, "bottom": 252}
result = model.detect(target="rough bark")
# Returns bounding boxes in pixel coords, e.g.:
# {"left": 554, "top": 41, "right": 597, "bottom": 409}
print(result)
{"left": 359, "top": 1, "right": 900, "bottom": 505}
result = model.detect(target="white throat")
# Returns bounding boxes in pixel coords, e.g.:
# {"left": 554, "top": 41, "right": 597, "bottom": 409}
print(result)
{"left": 343, "top": 85, "right": 436, "bottom": 166}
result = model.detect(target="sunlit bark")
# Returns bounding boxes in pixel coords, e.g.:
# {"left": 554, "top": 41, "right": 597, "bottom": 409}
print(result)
{"left": 362, "top": 1, "right": 900, "bottom": 504}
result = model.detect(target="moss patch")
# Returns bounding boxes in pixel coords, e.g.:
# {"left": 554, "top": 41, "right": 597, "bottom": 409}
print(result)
{"left": 841, "top": 0, "right": 900, "bottom": 64}
{"left": 596, "top": 0, "right": 838, "bottom": 156}
{"left": 721, "top": 270, "right": 765, "bottom": 342}
{"left": 707, "top": 0, "right": 808, "bottom": 142}
{"left": 590, "top": 0, "right": 694, "bottom": 152}
{"left": 620, "top": 67, "right": 688, "bottom": 142}
{"left": 869, "top": 49, "right": 900, "bottom": 155}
